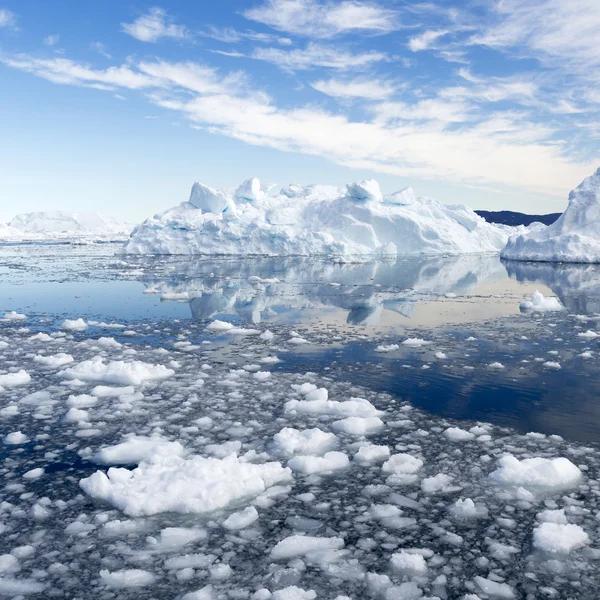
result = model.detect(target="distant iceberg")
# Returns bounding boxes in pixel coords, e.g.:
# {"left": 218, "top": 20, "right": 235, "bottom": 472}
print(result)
{"left": 123, "top": 177, "right": 516, "bottom": 257}
{"left": 502, "top": 168, "right": 600, "bottom": 263}
{"left": 0, "top": 211, "right": 132, "bottom": 243}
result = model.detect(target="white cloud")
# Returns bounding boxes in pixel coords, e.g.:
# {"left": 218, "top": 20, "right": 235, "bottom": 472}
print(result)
{"left": 121, "top": 7, "right": 187, "bottom": 43}
{"left": 204, "top": 26, "right": 291, "bottom": 45}
{"left": 311, "top": 77, "right": 397, "bottom": 99}
{"left": 251, "top": 43, "right": 388, "bottom": 71}
{"left": 91, "top": 42, "right": 112, "bottom": 59}
{"left": 44, "top": 34, "right": 60, "bottom": 46}
{"left": 0, "top": 7, "right": 17, "bottom": 28}
{"left": 408, "top": 29, "right": 448, "bottom": 52}
{"left": 470, "top": 0, "right": 600, "bottom": 74}
{"left": 244, "top": 0, "right": 399, "bottom": 38}
{"left": 2, "top": 52, "right": 593, "bottom": 199}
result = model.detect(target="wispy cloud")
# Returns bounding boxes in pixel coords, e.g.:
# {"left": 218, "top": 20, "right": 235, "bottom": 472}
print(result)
{"left": 311, "top": 77, "right": 397, "bottom": 100}
{"left": 0, "top": 7, "right": 17, "bottom": 29}
{"left": 91, "top": 42, "right": 112, "bottom": 59}
{"left": 244, "top": 0, "right": 399, "bottom": 38}
{"left": 121, "top": 7, "right": 188, "bottom": 43}
{"left": 43, "top": 34, "right": 60, "bottom": 46}
{"left": 2, "top": 51, "right": 595, "bottom": 198}
{"left": 408, "top": 29, "right": 448, "bottom": 52}
{"left": 203, "top": 26, "right": 291, "bottom": 45}
{"left": 251, "top": 43, "right": 388, "bottom": 71}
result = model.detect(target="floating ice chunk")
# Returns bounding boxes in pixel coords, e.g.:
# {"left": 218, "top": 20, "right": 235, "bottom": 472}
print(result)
{"left": 331, "top": 416, "right": 384, "bottom": 435}
{"left": 271, "top": 427, "right": 338, "bottom": 457}
{"left": 23, "top": 467, "right": 44, "bottom": 480}
{"left": 382, "top": 454, "right": 423, "bottom": 475}
{"left": 389, "top": 551, "right": 427, "bottom": 575}
{"left": 254, "top": 371, "right": 271, "bottom": 381}
{"left": 0, "top": 554, "right": 19, "bottom": 575}
{"left": 402, "top": 338, "right": 429, "bottom": 347}
{"left": 354, "top": 444, "right": 390, "bottom": 464}
{"left": 434, "top": 351, "right": 447, "bottom": 359}
{"left": 223, "top": 506, "right": 259, "bottom": 530}
{"left": 543, "top": 361, "right": 561, "bottom": 369}
{"left": 488, "top": 362, "right": 505, "bottom": 369}
{"left": 4, "top": 431, "right": 28, "bottom": 445}
{"left": 533, "top": 522, "right": 589, "bottom": 554}
{"left": 444, "top": 427, "right": 475, "bottom": 441}
{"left": 92, "top": 437, "right": 185, "bottom": 465}
{"left": 64, "top": 407, "right": 88, "bottom": 423}
{"left": 489, "top": 455, "right": 582, "bottom": 494}
{"left": 182, "top": 584, "right": 215, "bottom": 600}
{"left": 449, "top": 498, "right": 488, "bottom": 519}
{"left": 287, "top": 451, "right": 349, "bottom": 474}
{"left": 536, "top": 509, "right": 568, "bottom": 524}
{"left": 99, "top": 569, "right": 156, "bottom": 588}
{"left": 578, "top": 330, "right": 598, "bottom": 339}
{"left": 33, "top": 353, "right": 74, "bottom": 368}
{"left": 0, "top": 578, "right": 46, "bottom": 595}
{"left": 60, "top": 358, "right": 174, "bottom": 385}
{"left": 206, "top": 320, "right": 234, "bottom": 331}
{"left": 473, "top": 576, "right": 515, "bottom": 599}
{"left": 270, "top": 535, "right": 344, "bottom": 560}
{"left": 189, "top": 182, "right": 231, "bottom": 213}
{"left": 519, "top": 291, "right": 563, "bottom": 312}
{"left": 421, "top": 473, "right": 454, "bottom": 493}
{"left": 1, "top": 311, "right": 26, "bottom": 321}
{"left": 375, "top": 344, "right": 400, "bottom": 353}
{"left": 384, "top": 582, "right": 423, "bottom": 600}
{"left": 61, "top": 318, "right": 88, "bottom": 332}
{"left": 285, "top": 393, "right": 381, "bottom": 419}
{"left": 80, "top": 454, "right": 292, "bottom": 516}
{"left": 149, "top": 527, "right": 206, "bottom": 551}
{"left": 0, "top": 370, "right": 31, "bottom": 387}
{"left": 91, "top": 385, "right": 136, "bottom": 397}
{"left": 346, "top": 180, "right": 383, "bottom": 202}
{"left": 272, "top": 587, "right": 316, "bottom": 600}
{"left": 228, "top": 327, "right": 261, "bottom": 335}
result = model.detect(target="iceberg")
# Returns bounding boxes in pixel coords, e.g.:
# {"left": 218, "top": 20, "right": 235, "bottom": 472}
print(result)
{"left": 0, "top": 211, "right": 132, "bottom": 243}
{"left": 123, "top": 177, "right": 512, "bottom": 257}
{"left": 501, "top": 167, "right": 600, "bottom": 263}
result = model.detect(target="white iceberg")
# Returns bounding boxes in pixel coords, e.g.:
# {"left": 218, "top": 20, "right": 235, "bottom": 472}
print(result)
{"left": 123, "top": 177, "right": 512, "bottom": 257}
{"left": 502, "top": 167, "right": 600, "bottom": 263}
{"left": 0, "top": 211, "right": 132, "bottom": 243}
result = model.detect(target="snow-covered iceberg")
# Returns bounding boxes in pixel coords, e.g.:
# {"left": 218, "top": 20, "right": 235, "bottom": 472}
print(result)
{"left": 123, "top": 177, "right": 512, "bottom": 257}
{"left": 0, "top": 211, "right": 132, "bottom": 243}
{"left": 501, "top": 167, "right": 600, "bottom": 263}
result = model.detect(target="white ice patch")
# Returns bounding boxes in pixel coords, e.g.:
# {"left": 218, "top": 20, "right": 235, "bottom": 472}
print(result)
{"left": 270, "top": 535, "right": 344, "bottom": 560}
{"left": 287, "top": 451, "right": 349, "bottom": 474}
{"left": 489, "top": 455, "right": 582, "bottom": 495}
{"left": 330, "top": 416, "right": 384, "bottom": 435}
{"left": 33, "top": 353, "right": 74, "bottom": 368}
{"left": 0, "top": 370, "right": 31, "bottom": 388}
{"left": 519, "top": 290, "right": 563, "bottom": 312}
{"left": 222, "top": 506, "right": 259, "bottom": 530}
{"left": 270, "top": 428, "right": 338, "bottom": 457}
{"left": 99, "top": 568, "right": 156, "bottom": 588}
{"left": 533, "top": 522, "right": 589, "bottom": 554}
{"left": 91, "top": 436, "right": 185, "bottom": 465}
{"left": 60, "top": 357, "right": 174, "bottom": 385}
{"left": 80, "top": 454, "right": 292, "bottom": 516}
{"left": 61, "top": 318, "right": 88, "bottom": 332}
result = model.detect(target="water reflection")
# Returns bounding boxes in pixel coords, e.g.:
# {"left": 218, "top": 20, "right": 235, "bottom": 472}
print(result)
{"left": 504, "top": 260, "right": 600, "bottom": 314}
{"left": 141, "top": 254, "right": 513, "bottom": 326}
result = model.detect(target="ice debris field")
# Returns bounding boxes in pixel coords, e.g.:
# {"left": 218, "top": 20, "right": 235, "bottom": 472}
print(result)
{"left": 2, "top": 309, "right": 600, "bottom": 599}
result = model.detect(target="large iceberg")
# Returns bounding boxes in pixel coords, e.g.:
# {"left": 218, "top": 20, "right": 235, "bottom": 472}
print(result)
{"left": 1, "top": 211, "right": 132, "bottom": 243}
{"left": 501, "top": 167, "right": 600, "bottom": 263}
{"left": 123, "top": 178, "right": 513, "bottom": 257}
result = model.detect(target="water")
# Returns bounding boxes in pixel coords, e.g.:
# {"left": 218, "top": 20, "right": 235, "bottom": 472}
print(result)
{"left": 2, "top": 244, "right": 600, "bottom": 599}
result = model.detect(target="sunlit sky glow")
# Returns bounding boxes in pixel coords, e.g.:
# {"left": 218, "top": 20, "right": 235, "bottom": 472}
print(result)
{"left": 1, "top": 0, "right": 599, "bottom": 221}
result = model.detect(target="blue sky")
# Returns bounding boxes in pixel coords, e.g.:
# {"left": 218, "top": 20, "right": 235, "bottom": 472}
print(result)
{"left": 1, "top": 0, "right": 599, "bottom": 222}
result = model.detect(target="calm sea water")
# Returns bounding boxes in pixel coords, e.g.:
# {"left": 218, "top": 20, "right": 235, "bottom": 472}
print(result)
{"left": 1, "top": 243, "right": 600, "bottom": 442}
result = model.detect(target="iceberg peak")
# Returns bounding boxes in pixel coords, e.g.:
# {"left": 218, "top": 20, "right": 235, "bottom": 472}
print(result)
{"left": 501, "top": 166, "right": 600, "bottom": 263}
{"left": 346, "top": 179, "right": 383, "bottom": 202}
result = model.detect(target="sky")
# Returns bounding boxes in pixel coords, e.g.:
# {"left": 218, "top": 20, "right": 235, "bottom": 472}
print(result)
{"left": 1, "top": 0, "right": 599, "bottom": 223}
